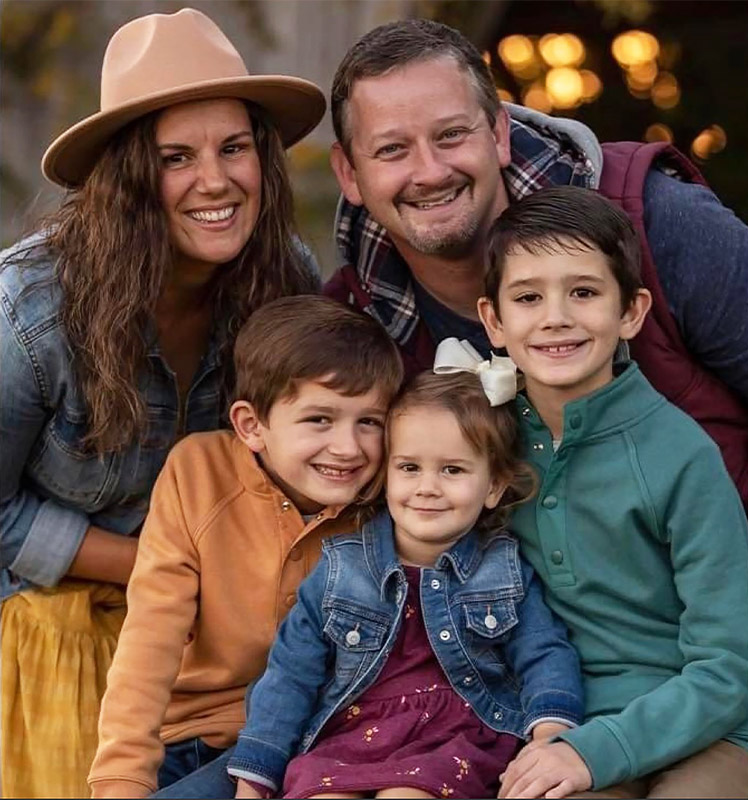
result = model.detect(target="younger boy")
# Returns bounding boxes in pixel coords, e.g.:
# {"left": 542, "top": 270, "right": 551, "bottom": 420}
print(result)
{"left": 477, "top": 186, "right": 748, "bottom": 798}
{"left": 88, "top": 296, "right": 403, "bottom": 798}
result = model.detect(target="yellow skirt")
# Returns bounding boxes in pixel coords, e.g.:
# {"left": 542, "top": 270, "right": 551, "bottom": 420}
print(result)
{"left": 1, "top": 580, "right": 127, "bottom": 799}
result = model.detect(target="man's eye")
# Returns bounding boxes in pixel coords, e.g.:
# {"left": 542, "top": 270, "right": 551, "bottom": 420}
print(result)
{"left": 440, "top": 128, "right": 468, "bottom": 142}
{"left": 375, "top": 143, "right": 403, "bottom": 158}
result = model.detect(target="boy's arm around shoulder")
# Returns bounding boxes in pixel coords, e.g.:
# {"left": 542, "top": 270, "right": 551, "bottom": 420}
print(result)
{"left": 504, "top": 549, "right": 584, "bottom": 733}
{"left": 558, "top": 433, "right": 748, "bottom": 789}
{"left": 88, "top": 444, "right": 202, "bottom": 798}
{"left": 227, "top": 547, "right": 333, "bottom": 795}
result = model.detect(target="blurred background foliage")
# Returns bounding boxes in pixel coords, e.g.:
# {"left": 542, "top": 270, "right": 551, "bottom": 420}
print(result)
{"left": 2, "top": 0, "right": 745, "bottom": 276}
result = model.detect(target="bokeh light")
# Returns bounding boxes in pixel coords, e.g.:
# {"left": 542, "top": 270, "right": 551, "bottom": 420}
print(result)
{"left": 539, "top": 34, "right": 586, "bottom": 67}
{"left": 691, "top": 125, "right": 727, "bottom": 160}
{"left": 545, "top": 67, "right": 584, "bottom": 108}
{"left": 651, "top": 71, "right": 680, "bottom": 108}
{"left": 580, "top": 70, "right": 603, "bottom": 102}
{"left": 644, "top": 123, "right": 674, "bottom": 143}
{"left": 523, "top": 81, "right": 553, "bottom": 114}
{"left": 611, "top": 30, "right": 660, "bottom": 67}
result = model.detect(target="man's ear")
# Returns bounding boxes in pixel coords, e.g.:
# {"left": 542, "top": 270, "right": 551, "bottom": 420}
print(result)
{"left": 493, "top": 106, "right": 512, "bottom": 169}
{"left": 619, "top": 288, "right": 652, "bottom": 341}
{"left": 330, "top": 142, "right": 364, "bottom": 206}
{"left": 477, "top": 296, "right": 506, "bottom": 350}
{"left": 229, "top": 400, "right": 266, "bottom": 453}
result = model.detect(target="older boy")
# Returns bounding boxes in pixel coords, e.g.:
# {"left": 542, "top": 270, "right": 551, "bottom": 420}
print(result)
{"left": 477, "top": 186, "right": 748, "bottom": 798}
{"left": 88, "top": 296, "right": 403, "bottom": 798}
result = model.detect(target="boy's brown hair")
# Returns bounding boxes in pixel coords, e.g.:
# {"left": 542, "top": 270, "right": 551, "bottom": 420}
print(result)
{"left": 232, "top": 295, "right": 403, "bottom": 421}
{"left": 381, "top": 371, "right": 535, "bottom": 529}
{"left": 485, "top": 185, "right": 643, "bottom": 312}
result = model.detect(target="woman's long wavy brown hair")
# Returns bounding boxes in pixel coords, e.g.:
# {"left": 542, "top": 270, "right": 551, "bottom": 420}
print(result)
{"left": 39, "top": 102, "right": 318, "bottom": 454}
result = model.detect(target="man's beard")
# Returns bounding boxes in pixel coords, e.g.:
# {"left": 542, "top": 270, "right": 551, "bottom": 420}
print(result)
{"left": 401, "top": 212, "right": 482, "bottom": 259}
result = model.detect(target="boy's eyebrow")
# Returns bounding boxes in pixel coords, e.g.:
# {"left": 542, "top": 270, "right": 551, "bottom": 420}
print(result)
{"left": 298, "top": 404, "right": 386, "bottom": 415}
{"left": 504, "top": 273, "right": 608, "bottom": 290}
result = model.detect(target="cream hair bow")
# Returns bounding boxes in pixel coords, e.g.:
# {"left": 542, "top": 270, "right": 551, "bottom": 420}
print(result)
{"left": 433, "top": 338, "right": 518, "bottom": 406}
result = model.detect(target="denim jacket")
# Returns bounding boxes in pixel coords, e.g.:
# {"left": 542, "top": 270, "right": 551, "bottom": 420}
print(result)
{"left": 0, "top": 237, "right": 225, "bottom": 598}
{"left": 228, "top": 510, "right": 583, "bottom": 792}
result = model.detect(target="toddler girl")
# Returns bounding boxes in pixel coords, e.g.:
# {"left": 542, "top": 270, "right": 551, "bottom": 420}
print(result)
{"left": 227, "top": 340, "right": 583, "bottom": 799}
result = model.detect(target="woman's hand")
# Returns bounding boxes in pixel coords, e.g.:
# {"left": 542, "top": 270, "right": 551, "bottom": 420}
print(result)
{"left": 498, "top": 740, "right": 591, "bottom": 799}
{"left": 67, "top": 526, "right": 139, "bottom": 584}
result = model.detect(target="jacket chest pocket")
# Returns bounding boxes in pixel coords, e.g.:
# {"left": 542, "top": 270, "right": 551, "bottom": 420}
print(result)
{"left": 461, "top": 597, "right": 519, "bottom": 667}
{"left": 29, "top": 404, "right": 119, "bottom": 510}
{"left": 324, "top": 606, "right": 388, "bottom": 680}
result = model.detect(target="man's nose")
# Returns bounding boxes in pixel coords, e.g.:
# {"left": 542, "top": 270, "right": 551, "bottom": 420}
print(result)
{"left": 410, "top": 141, "right": 453, "bottom": 187}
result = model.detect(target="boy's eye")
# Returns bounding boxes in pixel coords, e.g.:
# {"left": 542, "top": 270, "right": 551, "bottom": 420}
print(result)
{"left": 515, "top": 292, "right": 541, "bottom": 304}
{"left": 303, "top": 416, "right": 331, "bottom": 425}
{"left": 359, "top": 417, "right": 384, "bottom": 428}
{"left": 572, "top": 286, "right": 598, "bottom": 299}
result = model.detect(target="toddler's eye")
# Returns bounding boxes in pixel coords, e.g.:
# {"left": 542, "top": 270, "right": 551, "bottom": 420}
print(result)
{"left": 443, "top": 465, "right": 464, "bottom": 475}
{"left": 397, "top": 462, "right": 419, "bottom": 473}
{"left": 359, "top": 417, "right": 384, "bottom": 428}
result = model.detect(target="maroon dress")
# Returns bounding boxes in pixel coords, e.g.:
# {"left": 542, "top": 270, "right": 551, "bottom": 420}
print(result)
{"left": 282, "top": 567, "right": 521, "bottom": 799}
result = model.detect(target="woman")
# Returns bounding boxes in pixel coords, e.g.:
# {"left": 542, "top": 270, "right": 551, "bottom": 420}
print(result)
{"left": 0, "top": 8, "right": 325, "bottom": 797}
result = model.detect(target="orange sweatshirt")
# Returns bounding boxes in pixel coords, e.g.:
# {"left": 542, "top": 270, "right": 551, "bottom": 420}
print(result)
{"left": 88, "top": 431, "right": 356, "bottom": 798}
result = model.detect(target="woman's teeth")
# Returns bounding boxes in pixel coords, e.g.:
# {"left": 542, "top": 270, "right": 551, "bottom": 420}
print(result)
{"left": 189, "top": 206, "right": 235, "bottom": 222}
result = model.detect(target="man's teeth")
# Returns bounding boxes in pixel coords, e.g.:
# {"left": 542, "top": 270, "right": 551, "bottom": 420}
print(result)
{"left": 189, "top": 206, "right": 235, "bottom": 222}
{"left": 412, "top": 190, "right": 459, "bottom": 210}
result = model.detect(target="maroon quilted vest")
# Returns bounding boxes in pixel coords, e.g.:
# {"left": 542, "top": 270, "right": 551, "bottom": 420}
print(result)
{"left": 600, "top": 141, "right": 748, "bottom": 507}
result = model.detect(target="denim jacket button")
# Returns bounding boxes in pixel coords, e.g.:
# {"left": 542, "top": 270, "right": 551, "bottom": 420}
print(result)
{"left": 439, "top": 630, "right": 451, "bottom": 642}
{"left": 484, "top": 614, "right": 498, "bottom": 630}
{"left": 494, "top": 710, "right": 503, "bottom": 721}
{"left": 462, "top": 676, "right": 473, "bottom": 685}
{"left": 430, "top": 578, "right": 441, "bottom": 590}
{"left": 345, "top": 630, "right": 361, "bottom": 646}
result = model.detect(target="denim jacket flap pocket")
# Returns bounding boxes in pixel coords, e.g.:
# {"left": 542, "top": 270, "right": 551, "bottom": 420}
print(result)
{"left": 462, "top": 597, "right": 519, "bottom": 639}
{"left": 324, "top": 605, "right": 388, "bottom": 652}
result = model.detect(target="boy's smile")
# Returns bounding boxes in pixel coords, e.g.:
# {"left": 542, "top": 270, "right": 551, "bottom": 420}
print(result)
{"left": 479, "top": 245, "right": 650, "bottom": 411}
{"left": 240, "top": 380, "right": 387, "bottom": 513}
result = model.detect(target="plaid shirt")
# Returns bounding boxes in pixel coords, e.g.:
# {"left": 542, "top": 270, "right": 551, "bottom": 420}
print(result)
{"left": 329, "top": 115, "right": 597, "bottom": 362}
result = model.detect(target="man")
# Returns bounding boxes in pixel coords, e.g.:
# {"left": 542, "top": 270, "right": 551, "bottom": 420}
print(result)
{"left": 323, "top": 17, "right": 748, "bottom": 507}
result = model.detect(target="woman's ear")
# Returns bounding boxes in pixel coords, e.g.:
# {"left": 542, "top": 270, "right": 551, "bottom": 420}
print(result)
{"left": 229, "top": 400, "right": 266, "bottom": 453}
{"left": 619, "top": 288, "right": 653, "bottom": 341}
{"left": 477, "top": 296, "right": 506, "bottom": 350}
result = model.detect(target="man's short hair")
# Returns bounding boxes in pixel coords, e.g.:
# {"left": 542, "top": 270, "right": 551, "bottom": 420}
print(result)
{"left": 233, "top": 295, "right": 403, "bottom": 421}
{"left": 331, "top": 18, "right": 499, "bottom": 158}
{"left": 485, "top": 186, "right": 643, "bottom": 311}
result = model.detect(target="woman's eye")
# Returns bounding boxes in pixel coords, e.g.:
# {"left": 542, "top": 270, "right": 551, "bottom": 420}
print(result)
{"left": 161, "top": 152, "right": 187, "bottom": 166}
{"left": 223, "top": 142, "right": 251, "bottom": 156}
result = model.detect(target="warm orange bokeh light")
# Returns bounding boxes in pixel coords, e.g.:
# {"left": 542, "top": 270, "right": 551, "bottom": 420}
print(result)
{"left": 651, "top": 72, "right": 680, "bottom": 109}
{"left": 523, "top": 82, "right": 553, "bottom": 114}
{"left": 545, "top": 67, "right": 584, "bottom": 108}
{"left": 644, "top": 123, "right": 674, "bottom": 143}
{"left": 612, "top": 30, "right": 660, "bottom": 67}
{"left": 498, "top": 35, "right": 535, "bottom": 69}
{"left": 580, "top": 70, "right": 603, "bottom": 102}
{"left": 691, "top": 125, "right": 727, "bottom": 160}
{"left": 539, "top": 34, "right": 586, "bottom": 67}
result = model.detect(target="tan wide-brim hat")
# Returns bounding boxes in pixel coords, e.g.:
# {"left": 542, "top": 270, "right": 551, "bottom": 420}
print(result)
{"left": 42, "top": 7, "right": 326, "bottom": 188}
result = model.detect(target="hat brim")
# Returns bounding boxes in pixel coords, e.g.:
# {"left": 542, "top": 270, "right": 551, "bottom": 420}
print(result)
{"left": 42, "top": 75, "right": 326, "bottom": 188}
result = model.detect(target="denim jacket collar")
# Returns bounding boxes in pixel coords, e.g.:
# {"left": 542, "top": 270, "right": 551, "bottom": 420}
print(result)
{"left": 361, "top": 510, "right": 492, "bottom": 600}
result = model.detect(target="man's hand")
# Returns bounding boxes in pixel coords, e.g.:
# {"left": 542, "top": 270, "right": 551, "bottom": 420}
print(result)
{"left": 498, "top": 740, "right": 591, "bottom": 799}
{"left": 235, "top": 778, "right": 265, "bottom": 799}
{"left": 530, "top": 722, "right": 571, "bottom": 742}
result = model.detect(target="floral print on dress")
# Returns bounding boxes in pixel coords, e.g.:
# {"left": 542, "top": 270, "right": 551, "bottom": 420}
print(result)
{"left": 453, "top": 757, "right": 470, "bottom": 780}
{"left": 405, "top": 603, "right": 416, "bottom": 619}
{"left": 439, "top": 783, "right": 455, "bottom": 797}
{"left": 362, "top": 726, "right": 380, "bottom": 742}
{"left": 320, "top": 776, "right": 335, "bottom": 787}
{"left": 345, "top": 704, "right": 361, "bottom": 721}
{"left": 415, "top": 683, "right": 440, "bottom": 693}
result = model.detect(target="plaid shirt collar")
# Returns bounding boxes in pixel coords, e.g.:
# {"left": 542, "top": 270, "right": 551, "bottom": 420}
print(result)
{"left": 334, "top": 115, "right": 597, "bottom": 346}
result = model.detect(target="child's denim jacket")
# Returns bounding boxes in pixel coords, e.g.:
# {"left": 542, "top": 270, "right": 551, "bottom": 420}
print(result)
{"left": 228, "top": 510, "right": 583, "bottom": 792}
